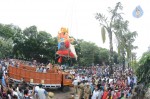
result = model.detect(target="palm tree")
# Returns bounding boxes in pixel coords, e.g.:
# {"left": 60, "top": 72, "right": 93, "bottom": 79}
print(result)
{"left": 124, "top": 31, "right": 138, "bottom": 68}
{"left": 114, "top": 25, "right": 138, "bottom": 70}
{"left": 95, "top": 2, "right": 123, "bottom": 74}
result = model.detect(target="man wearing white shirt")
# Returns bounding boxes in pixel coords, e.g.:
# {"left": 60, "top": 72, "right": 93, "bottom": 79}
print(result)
{"left": 12, "top": 87, "right": 20, "bottom": 99}
{"left": 98, "top": 87, "right": 103, "bottom": 99}
{"left": 85, "top": 75, "right": 88, "bottom": 81}
{"left": 127, "top": 75, "right": 131, "bottom": 86}
{"left": 92, "top": 86, "right": 99, "bottom": 99}
{"left": 77, "top": 75, "right": 82, "bottom": 82}
{"left": 72, "top": 79, "right": 78, "bottom": 94}
{"left": 35, "top": 84, "right": 47, "bottom": 99}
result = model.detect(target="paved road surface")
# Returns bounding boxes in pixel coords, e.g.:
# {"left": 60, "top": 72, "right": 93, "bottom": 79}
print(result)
{"left": 47, "top": 87, "right": 79, "bottom": 99}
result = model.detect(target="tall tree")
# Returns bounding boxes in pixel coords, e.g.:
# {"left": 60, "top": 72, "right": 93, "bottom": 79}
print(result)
{"left": 113, "top": 19, "right": 128, "bottom": 70}
{"left": 95, "top": 2, "right": 123, "bottom": 74}
{"left": 124, "top": 31, "right": 138, "bottom": 68}
{"left": 114, "top": 20, "right": 138, "bottom": 70}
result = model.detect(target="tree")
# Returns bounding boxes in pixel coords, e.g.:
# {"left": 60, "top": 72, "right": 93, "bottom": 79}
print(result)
{"left": 74, "top": 39, "right": 83, "bottom": 66}
{"left": 0, "top": 24, "right": 15, "bottom": 40}
{"left": 113, "top": 19, "right": 128, "bottom": 70}
{"left": 0, "top": 23, "right": 118, "bottom": 66}
{"left": 79, "top": 41, "right": 97, "bottom": 66}
{"left": 12, "top": 26, "right": 25, "bottom": 59}
{"left": 130, "top": 52, "right": 137, "bottom": 71}
{"left": 13, "top": 25, "right": 57, "bottom": 63}
{"left": 0, "top": 38, "right": 13, "bottom": 58}
{"left": 0, "top": 24, "right": 21, "bottom": 58}
{"left": 98, "top": 48, "right": 109, "bottom": 66}
{"left": 136, "top": 51, "right": 150, "bottom": 87}
{"left": 113, "top": 18, "right": 138, "bottom": 70}
{"left": 95, "top": 2, "right": 123, "bottom": 74}
{"left": 124, "top": 31, "right": 138, "bottom": 68}
{"left": 74, "top": 39, "right": 113, "bottom": 66}
{"left": 113, "top": 51, "right": 119, "bottom": 64}
{"left": 23, "top": 25, "right": 38, "bottom": 39}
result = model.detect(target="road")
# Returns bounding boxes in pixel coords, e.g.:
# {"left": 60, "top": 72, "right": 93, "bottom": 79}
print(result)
{"left": 46, "top": 87, "right": 79, "bottom": 99}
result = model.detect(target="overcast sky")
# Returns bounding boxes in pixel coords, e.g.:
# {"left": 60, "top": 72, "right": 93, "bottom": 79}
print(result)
{"left": 0, "top": 0, "right": 149, "bottom": 59}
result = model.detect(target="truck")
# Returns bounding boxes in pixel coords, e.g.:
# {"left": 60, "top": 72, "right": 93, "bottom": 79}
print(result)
{"left": 8, "top": 65, "right": 73, "bottom": 89}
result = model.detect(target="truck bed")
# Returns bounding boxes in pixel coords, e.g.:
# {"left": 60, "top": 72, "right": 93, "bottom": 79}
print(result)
{"left": 8, "top": 66, "right": 62, "bottom": 87}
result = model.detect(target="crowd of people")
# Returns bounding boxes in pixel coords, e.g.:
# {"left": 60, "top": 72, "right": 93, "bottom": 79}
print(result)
{"left": 0, "top": 59, "right": 55, "bottom": 99}
{"left": 0, "top": 58, "right": 138, "bottom": 99}
{"left": 71, "top": 66, "right": 137, "bottom": 99}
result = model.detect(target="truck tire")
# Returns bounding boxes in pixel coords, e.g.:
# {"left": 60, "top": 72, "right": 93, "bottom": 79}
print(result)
{"left": 60, "top": 84, "right": 64, "bottom": 92}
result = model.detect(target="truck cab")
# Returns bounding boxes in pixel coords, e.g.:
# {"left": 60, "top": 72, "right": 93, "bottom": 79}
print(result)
{"left": 62, "top": 73, "right": 73, "bottom": 86}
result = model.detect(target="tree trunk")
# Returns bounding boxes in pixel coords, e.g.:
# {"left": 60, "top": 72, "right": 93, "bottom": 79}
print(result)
{"left": 108, "top": 30, "right": 113, "bottom": 75}
{"left": 128, "top": 62, "right": 130, "bottom": 69}
{"left": 128, "top": 57, "right": 131, "bottom": 69}
{"left": 122, "top": 54, "right": 125, "bottom": 71}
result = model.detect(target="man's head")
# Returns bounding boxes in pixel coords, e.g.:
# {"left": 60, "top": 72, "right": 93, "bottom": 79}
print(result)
{"left": 86, "top": 83, "right": 90, "bottom": 87}
{"left": 38, "top": 84, "right": 43, "bottom": 88}
{"left": 95, "top": 85, "right": 98, "bottom": 91}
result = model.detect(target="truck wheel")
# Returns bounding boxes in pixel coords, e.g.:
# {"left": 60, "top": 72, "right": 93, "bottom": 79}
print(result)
{"left": 59, "top": 85, "right": 64, "bottom": 92}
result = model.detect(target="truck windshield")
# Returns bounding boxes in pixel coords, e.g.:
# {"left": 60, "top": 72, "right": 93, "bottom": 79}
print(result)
{"left": 65, "top": 74, "right": 72, "bottom": 79}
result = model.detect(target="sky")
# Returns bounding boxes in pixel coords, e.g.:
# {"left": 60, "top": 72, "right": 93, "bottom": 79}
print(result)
{"left": 0, "top": 0, "right": 149, "bottom": 59}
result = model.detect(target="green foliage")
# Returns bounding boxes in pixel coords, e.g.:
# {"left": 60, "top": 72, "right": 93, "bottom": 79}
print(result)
{"left": 98, "top": 48, "right": 109, "bottom": 65}
{"left": 113, "top": 15, "right": 138, "bottom": 69}
{"left": 23, "top": 25, "right": 38, "bottom": 39}
{"left": 0, "top": 38, "right": 13, "bottom": 58}
{"left": 0, "top": 23, "right": 119, "bottom": 66}
{"left": 0, "top": 24, "right": 15, "bottom": 39}
{"left": 13, "top": 26, "right": 56, "bottom": 63}
{"left": 75, "top": 40, "right": 118, "bottom": 66}
{"left": 79, "top": 41, "right": 97, "bottom": 66}
{"left": 130, "top": 60, "right": 138, "bottom": 71}
{"left": 136, "top": 51, "right": 150, "bottom": 86}
{"left": 0, "top": 23, "right": 17, "bottom": 58}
